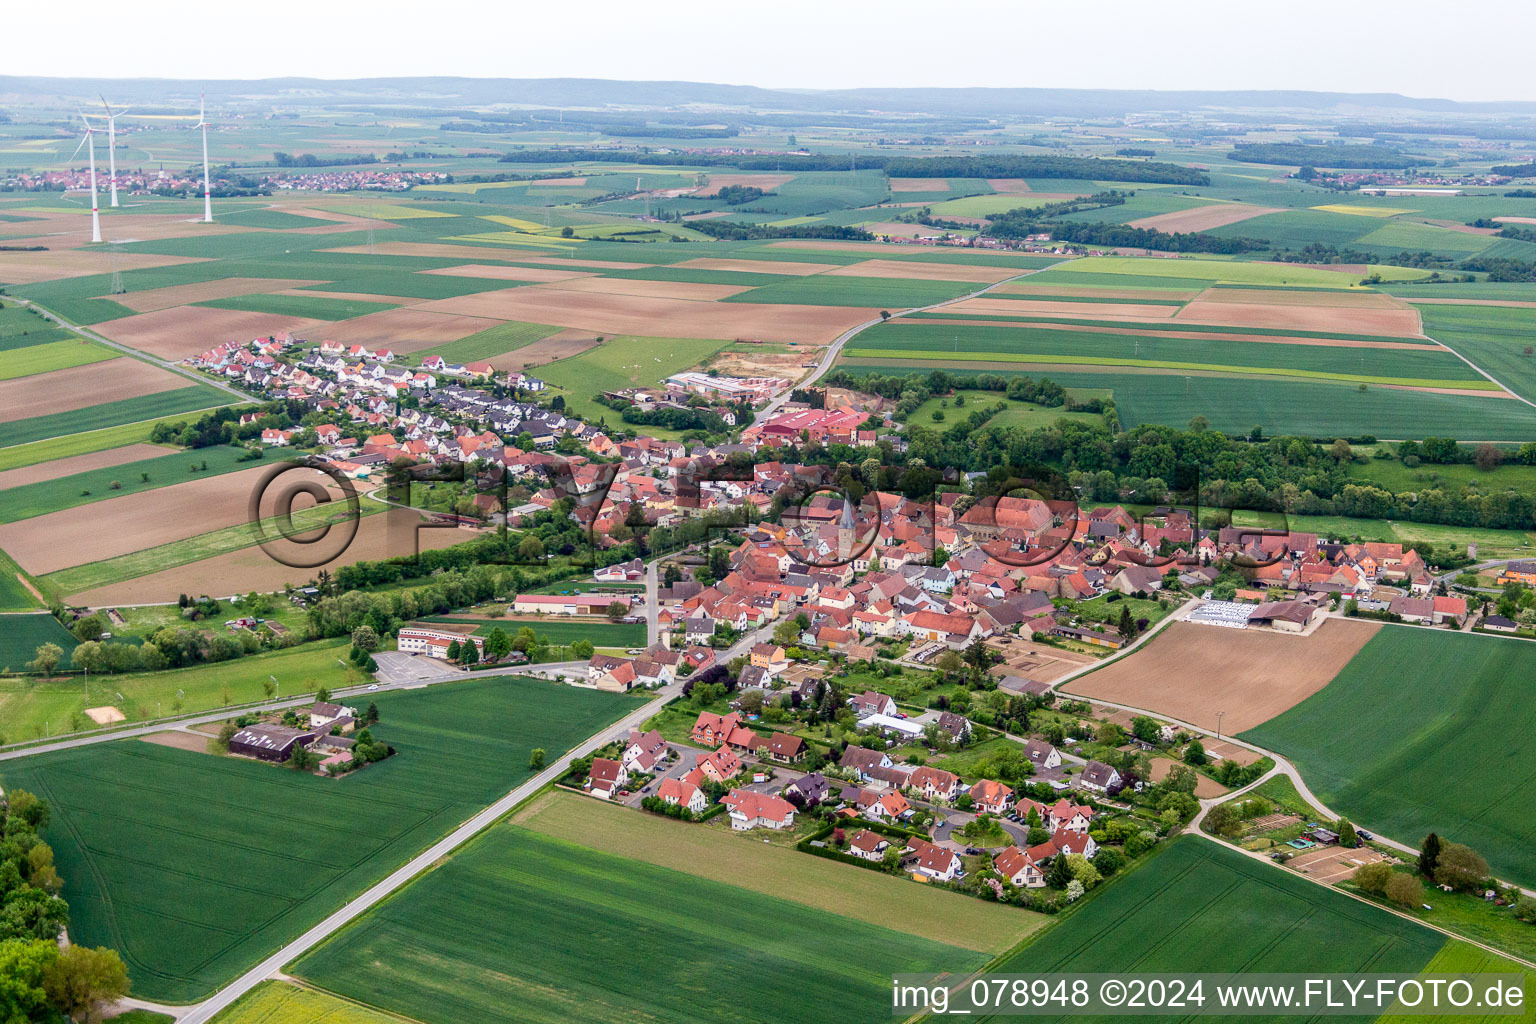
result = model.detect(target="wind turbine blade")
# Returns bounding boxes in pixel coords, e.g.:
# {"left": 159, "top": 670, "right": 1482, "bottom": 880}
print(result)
{"left": 70, "top": 134, "right": 88, "bottom": 162}
{"left": 101, "top": 94, "right": 112, "bottom": 117}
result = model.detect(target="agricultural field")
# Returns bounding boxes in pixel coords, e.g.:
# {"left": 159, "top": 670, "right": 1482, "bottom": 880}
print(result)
{"left": 291, "top": 821, "right": 993, "bottom": 1024}
{"left": 1418, "top": 302, "right": 1536, "bottom": 403}
{"left": 1, "top": 674, "right": 632, "bottom": 1001}
{"left": 0, "top": 443, "right": 268, "bottom": 524}
{"left": 0, "top": 384, "right": 234, "bottom": 448}
{"left": 0, "top": 337, "right": 119, "bottom": 380}
{"left": 1062, "top": 619, "right": 1381, "bottom": 734}
{"left": 1243, "top": 628, "right": 1536, "bottom": 885}
{"left": 208, "top": 981, "right": 407, "bottom": 1024}
{"left": 0, "top": 547, "right": 42, "bottom": 611}
{"left": 986, "top": 837, "right": 1465, "bottom": 1022}
{"left": 533, "top": 334, "right": 736, "bottom": 425}
{"left": 0, "top": 611, "right": 79, "bottom": 675}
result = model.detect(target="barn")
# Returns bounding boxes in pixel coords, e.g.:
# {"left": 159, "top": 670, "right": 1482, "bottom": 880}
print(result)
{"left": 228, "top": 723, "right": 317, "bottom": 762}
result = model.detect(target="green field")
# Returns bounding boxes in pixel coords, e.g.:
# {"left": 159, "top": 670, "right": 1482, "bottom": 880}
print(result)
{"left": 0, "top": 338, "right": 119, "bottom": 380}
{"left": 0, "top": 444, "right": 267, "bottom": 524}
{"left": 724, "top": 274, "right": 979, "bottom": 308}
{"left": 535, "top": 335, "right": 734, "bottom": 427}
{"left": 986, "top": 837, "right": 1449, "bottom": 1022}
{"left": 1030, "top": 255, "right": 1427, "bottom": 287}
{"left": 0, "top": 612, "right": 79, "bottom": 675}
{"left": 0, "top": 386, "right": 234, "bottom": 448}
{"left": 1244, "top": 628, "right": 1536, "bottom": 885}
{"left": 905, "top": 389, "right": 1104, "bottom": 432}
{"left": 1419, "top": 303, "right": 1536, "bottom": 404}
{"left": 1347, "top": 456, "right": 1536, "bottom": 499}
{"left": 1229, "top": 509, "right": 1536, "bottom": 561}
{"left": 412, "top": 320, "right": 561, "bottom": 365}
{"left": 195, "top": 293, "right": 400, "bottom": 320}
{"left": 1, "top": 674, "right": 631, "bottom": 1001}
{"left": 209, "top": 981, "right": 409, "bottom": 1024}
{"left": 291, "top": 823, "right": 989, "bottom": 1024}
{"left": 0, "top": 546, "right": 41, "bottom": 611}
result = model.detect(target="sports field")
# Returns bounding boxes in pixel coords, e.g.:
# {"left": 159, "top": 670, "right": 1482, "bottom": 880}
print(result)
{"left": 291, "top": 822, "right": 991, "bottom": 1024}
{"left": 3, "top": 674, "right": 631, "bottom": 1001}
{"left": 1244, "top": 628, "right": 1536, "bottom": 885}
{"left": 986, "top": 837, "right": 1449, "bottom": 1021}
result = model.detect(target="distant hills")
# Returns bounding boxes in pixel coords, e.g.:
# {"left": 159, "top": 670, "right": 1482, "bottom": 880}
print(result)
{"left": 3, "top": 75, "right": 1535, "bottom": 118}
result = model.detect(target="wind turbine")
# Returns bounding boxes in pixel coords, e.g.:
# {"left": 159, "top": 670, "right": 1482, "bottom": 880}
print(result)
{"left": 99, "top": 95, "right": 130, "bottom": 207}
{"left": 196, "top": 92, "right": 213, "bottom": 223}
{"left": 69, "top": 112, "right": 103, "bottom": 244}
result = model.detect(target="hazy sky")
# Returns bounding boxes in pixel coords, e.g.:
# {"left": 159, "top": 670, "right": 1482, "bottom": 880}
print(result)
{"left": 11, "top": 0, "right": 1531, "bottom": 103}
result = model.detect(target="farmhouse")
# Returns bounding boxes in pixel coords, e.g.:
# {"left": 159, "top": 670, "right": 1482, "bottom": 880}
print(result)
{"left": 228, "top": 724, "right": 316, "bottom": 763}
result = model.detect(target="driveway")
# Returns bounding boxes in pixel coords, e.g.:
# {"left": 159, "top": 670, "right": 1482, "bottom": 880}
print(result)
{"left": 371, "top": 651, "right": 464, "bottom": 685}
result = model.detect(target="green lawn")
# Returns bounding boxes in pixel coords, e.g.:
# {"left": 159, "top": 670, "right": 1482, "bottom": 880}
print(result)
{"left": 3, "top": 674, "right": 631, "bottom": 1001}
{"left": 0, "top": 338, "right": 119, "bottom": 380}
{"left": 983, "top": 836, "right": 1448, "bottom": 1021}
{"left": 290, "top": 823, "right": 989, "bottom": 1024}
{"left": 535, "top": 335, "right": 734, "bottom": 428}
{"left": 0, "top": 444, "right": 268, "bottom": 524}
{"left": 1244, "top": 628, "right": 1536, "bottom": 885}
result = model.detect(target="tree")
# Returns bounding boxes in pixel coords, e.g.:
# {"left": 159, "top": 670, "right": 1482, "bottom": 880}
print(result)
{"left": 1385, "top": 872, "right": 1423, "bottom": 908}
{"left": 483, "top": 626, "right": 512, "bottom": 661}
{"left": 1337, "top": 818, "right": 1359, "bottom": 849}
{"left": 1474, "top": 442, "right": 1504, "bottom": 472}
{"left": 351, "top": 625, "right": 380, "bottom": 652}
{"left": 517, "top": 535, "right": 545, "bottom": 562}
{"left": 26, "top": 643, "right": 63, "bottom": 676}
{"left": 570, "top": 639, "right": 594, "bottom": 659}
{"left": 773, "top": 618, "right": 799, "bottom": 647}
{"left": 42, "top": 944, "right": 130, "bottom": 1023}
{"left": 1183, "top": 738, "right": 1207, "bottom": 766}
{"left": 445, "top": 639, "right": 462, "bottom": 662}
{"left": 1065, "top": 853, "right": 1101, "bottom": 889}
{"left": 1130, "top": 715, "right": 1160, "bottom": 744}
{"left": 1331, "top": 438, "right": 1354, "bottom": 463}
{"left": 0, "top": 938, "right": 57, "bottom": 1024}
{"left": 1203, "top": 801, "right": 1241, "bottom": 838}
{"left": 213, "top": 721, "right": 238, "bottom": 753}
{"left": 365, "top": 702, "right": 379, "bottom": 724}
{"left": 314, "top": 686, "right": 331, "bottom": 704}
{"left": 1433, "top": 842, "right": 1488, "bottom": 891}
{"left": 1047, "top": 853, "right": 1073, "bottom": 889}
{"left": 1418, "top": 832, "right": 1442, "bottom": 879}
{"left": 1352, "top": 861, "right": 1394, "bottom": 895}
{"left": 528, "top": 748, "right": 546, "bottom": 770}
{"left": 72, "top": 613, "right": 107, "bottom": 642}
{"left": 288, "top": 743, "right": 317, "bottom": 772}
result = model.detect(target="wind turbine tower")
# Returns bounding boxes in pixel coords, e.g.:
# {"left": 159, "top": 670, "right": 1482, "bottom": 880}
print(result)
{"left": 99, "top": 95, "right": 130, "bottom": 207}
{"left": 196, "top": 92, "right": 213, "bottom": 223}
{"left": 70, "top": 113, "right": 103, "bottom": 244}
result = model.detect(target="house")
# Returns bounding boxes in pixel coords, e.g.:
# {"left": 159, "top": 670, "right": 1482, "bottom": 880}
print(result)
{"left": 783, "top": 772, "right": 831, "bottom": 807}
{"left": 868, "top": 791, "right": 912, "bottom": 821}
{"left": 849, "top": 689, "right": 898, "bottom": 719}
{"left": 1028, "top": 829, "right": 1098, "bottom": 862}
{"left": 907, "top": 765, "right": 960, "bottom": 803}
{"left": 696, "top": 745, "right": 742, "bottom": 783}
{"left": 749, "top": 642, "right": 789, "bottom": 676}
{"left": 969, "top": 779, "right": 1014, "bottom": 815}
{"left": 656, "top": 776, "right": 708, "bottom": 814}
{"left": 1078, "top": 760, "right": 1123, "bottom": 794}
{"left": 840, "top": 745, "right": 894, "bottom": 781}
{"left": 621, "top": 729, "right": 669, "bottom": 774}
{"left": 722, "top": 789, "right": 796, "bottom": 830}
{"left": 594, "top": 557, "right": 644, "bottom": 583}
{"left": 1483, "top": 615, "right": 1519, "bottom": 633}
{"left": 993, "top": 846, "right": 1045, "bottom": 888}
{"left": 763, "top": 732, "right": 806, "bottom": 764}
{"left": 1432, "top": 595, "right": 1468, "bottom": 625}
{"left": 1024, "top": 738, "right": 1062, "bottom": 770}
{"left": 585, "top": 758, "right": 628, "bottom": 800}
{"left": 227, "top": 724, "right": 315, "bottom": 762}
{"left": 935, "top": 711, "right": 971, "bottom": 745}
{"left": 905, "top": 838, "right": 962, "bottom": 882}
{"left": 848, "top": 828, "right": 892, "bottom": 862}
{"left": 308, "top": 701, "right": 357, "bottom": 732}
{"left": 1048, "top": 800, "right": 1095, "bottom": 834}
{"left": 1109, "top": 564, "right": 1164, "bottom": 596}
{"left": 691, "top": 711, "right": 742, "bottom": 747}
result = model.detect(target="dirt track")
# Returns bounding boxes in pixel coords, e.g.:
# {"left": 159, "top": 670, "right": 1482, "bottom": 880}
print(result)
{"left": 1061, "top": 618, "right": 1381, "bottom": 734}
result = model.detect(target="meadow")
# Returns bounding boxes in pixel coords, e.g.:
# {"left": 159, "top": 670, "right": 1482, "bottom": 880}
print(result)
{"left": 985, "top": 836, "right": 1448, "bottom": 1021}
{"left": 1244, "top": 628, "right": 1536, "bottom": 884}
{"left": 535, "top": 335, "right": 734, "bottom": 426}
{"left": 0, "top": 443, "right": 265, "bottom": 524}
{"left": 1, "top": 674, "right": 631, "bottom": 1001}
{"left": 1229, "top": 509, "right": 1536, "bottom": 561}
{"left": 411, "top": 319, "right": 561, "bottom": 365}
{"left": 291, "top": 823, "right": 991, "bottom": 1024}
{"left": 904, "top": 389, "right": 1103, "bottom": 431}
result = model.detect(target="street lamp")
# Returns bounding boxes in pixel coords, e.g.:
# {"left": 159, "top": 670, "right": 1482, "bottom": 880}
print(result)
{"left": 1215, "top": 710, "right": 1225, "bottom": 741}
